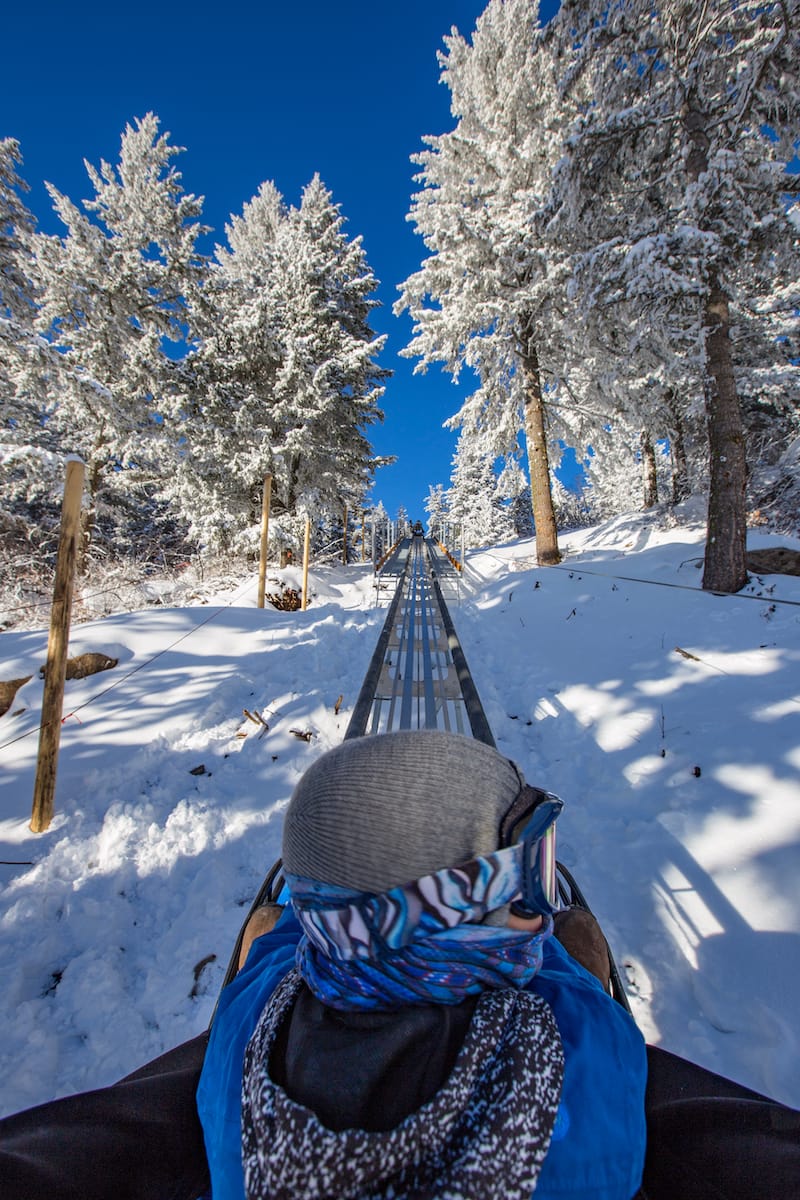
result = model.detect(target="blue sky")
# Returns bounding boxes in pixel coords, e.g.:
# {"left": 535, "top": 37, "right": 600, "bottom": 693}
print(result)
{"left": 5, "top": 1, "right": 564, "bottom": 520}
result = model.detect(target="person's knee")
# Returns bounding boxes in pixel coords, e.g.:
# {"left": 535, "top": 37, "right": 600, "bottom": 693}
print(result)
{"left": 238, "top": 905, "right": 284, "bottom": 971}
{"left": 553, "top": 908, "right": 611, "bottom": 991}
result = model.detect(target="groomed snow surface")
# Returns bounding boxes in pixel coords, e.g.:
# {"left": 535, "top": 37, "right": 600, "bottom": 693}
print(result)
{"left": 1, "top": 506, "right": 798, "bottom": 1118}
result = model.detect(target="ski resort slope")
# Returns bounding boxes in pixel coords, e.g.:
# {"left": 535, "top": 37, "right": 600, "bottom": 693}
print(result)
{"left": 0, "top": 507, "right": 799, "bottom": 1118}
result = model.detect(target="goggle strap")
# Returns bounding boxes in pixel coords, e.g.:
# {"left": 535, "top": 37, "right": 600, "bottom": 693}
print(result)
{"left": 499, "top": 783, "right": 552, "bottom": 846}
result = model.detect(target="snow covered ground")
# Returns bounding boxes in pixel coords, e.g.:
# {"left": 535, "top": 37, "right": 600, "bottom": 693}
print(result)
{"left": 1, "top": 507, "right": 799, "bottom": 1118}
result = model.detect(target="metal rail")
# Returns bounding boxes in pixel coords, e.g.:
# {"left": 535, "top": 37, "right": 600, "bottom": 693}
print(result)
{"left": 345, "top": 536, "right": 494, "bottom": 744}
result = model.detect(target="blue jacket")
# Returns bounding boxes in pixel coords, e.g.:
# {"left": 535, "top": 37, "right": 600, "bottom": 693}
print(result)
{"left": 197, "top": 909, "right": 646, "bottom": 1200}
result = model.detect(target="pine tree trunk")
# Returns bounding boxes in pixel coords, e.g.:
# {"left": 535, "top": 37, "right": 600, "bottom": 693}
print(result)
{"left": 666, "top": 392, "right": 689, "bottom": 505}
{"left": 286, "top": 455, "right": 301, "bottom": 514}
{"left": 701, "top": 281, "right": 748, "bottom": 593}
{"left": 249, "top": 482, "right": 262, "bottom": 525}
{"left": 518, "top": 315, "right": 560, "bottom": 565}
{"left": 77, "top": 457, "right": 102, "bottom": 576}
{"left": 641, "top": 430, "right": 658, "bottom": 508}
{"left": 682, "top": 98, "right": 747, "bottom": 593}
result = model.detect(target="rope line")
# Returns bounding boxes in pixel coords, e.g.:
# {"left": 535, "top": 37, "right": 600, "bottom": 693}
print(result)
{"left": 548, "top": 562, "right": 800, "bottom": 608}
{"left": 0, "top": 575, "right": 259, "bottom": 755}
{"left": 0, "top": 582, "right": 169, "bottom": 618}
{"left": 465, "top": 548, "right": 800, "bottom": 610}
{"left": 0, "top": 554, "right": 263, "bottom": 619}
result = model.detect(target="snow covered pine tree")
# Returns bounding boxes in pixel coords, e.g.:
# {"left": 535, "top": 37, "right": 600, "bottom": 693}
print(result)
{"left": 551, "top": 0, "right": 800, "bottom": 592}
{"left": 171, "top": 176, "right": 388, "bottom": 556}
{"left": 397, "top": 0, "right": 577, "bottom": 567}
{"left": 31, "top": 114, "right": 207, "bottom": 572}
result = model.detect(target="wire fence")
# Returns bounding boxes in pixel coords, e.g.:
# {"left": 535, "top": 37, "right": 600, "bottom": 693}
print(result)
{"left": 0, "top": 572, "right": 261, "bottom": 756}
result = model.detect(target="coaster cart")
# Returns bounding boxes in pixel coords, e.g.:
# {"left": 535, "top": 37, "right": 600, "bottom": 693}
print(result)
{"left": 1, "top": 852, "right": 797, "bottom": 1200}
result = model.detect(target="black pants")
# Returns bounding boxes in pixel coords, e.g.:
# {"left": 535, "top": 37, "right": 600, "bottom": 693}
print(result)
{"left": 0, "top": 1039, "right": 797, "bottom": 1199}
{"left": 0, "top": 1035, "right": 210, "bottom": 1200}
{"left": 641, "top": 1049, "right": 800, "bottom": 1200}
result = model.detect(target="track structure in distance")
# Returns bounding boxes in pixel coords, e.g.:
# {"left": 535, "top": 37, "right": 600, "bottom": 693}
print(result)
{"left": 345, "top": 535, "right": 494, "bottom": 745}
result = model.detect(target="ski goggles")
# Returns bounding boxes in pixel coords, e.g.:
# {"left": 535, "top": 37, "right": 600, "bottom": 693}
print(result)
{"left": 500, "top": 784, "right": 564, "bottom": 918}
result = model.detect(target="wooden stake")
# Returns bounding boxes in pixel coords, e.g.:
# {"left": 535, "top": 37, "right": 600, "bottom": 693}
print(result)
{"left": 301, "top": 517, "right": 311, "bottom": 611}
{"left": 256, "top": 474, "right": 273, "bottom": 609}
{"left": 31, "top": 459, "right": 85, "bottom": 833}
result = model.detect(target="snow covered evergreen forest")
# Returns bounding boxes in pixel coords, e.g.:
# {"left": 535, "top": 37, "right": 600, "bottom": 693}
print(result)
{"left": 1, "top": 116, "right": 389, "bottom": 617}
{"left": 402, "top": 0, "right": 800, "bottom": 586}
{"left": 2, "top": 0, "right": 800, "bottom": 625}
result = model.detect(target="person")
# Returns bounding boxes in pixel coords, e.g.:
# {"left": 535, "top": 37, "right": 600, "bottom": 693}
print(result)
{"left": 2, "top": 731, "right": 798, "bottom": 1199}
{"left": 197, "top": 730, "right": 648, "bottom": 1200}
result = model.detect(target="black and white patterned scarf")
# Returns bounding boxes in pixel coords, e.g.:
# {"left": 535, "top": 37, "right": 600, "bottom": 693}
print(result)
{"left": 242, "top": 970, "right": 565, "bottom": 1200}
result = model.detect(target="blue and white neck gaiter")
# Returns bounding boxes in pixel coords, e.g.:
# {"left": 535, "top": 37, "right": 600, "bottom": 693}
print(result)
{"left": 286, "top": 844, "right": 553, "bottom": 1011}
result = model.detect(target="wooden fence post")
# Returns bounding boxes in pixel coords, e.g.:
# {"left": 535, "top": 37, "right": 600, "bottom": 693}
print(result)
{"left": 301, "top": 517, "right": 311, "bottom": 611}
{"left": 257, "top": 474, "right": 272, "bottom": 609}
{"left": 31, "top": 459, "right": 85, "bottom": 833}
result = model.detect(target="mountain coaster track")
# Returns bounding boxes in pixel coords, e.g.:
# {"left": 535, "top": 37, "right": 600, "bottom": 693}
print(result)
{"left": 346, "top": 534, "right": 494, "bottom": 744}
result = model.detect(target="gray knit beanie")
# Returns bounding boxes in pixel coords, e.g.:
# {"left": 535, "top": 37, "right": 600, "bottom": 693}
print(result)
{"left": 282, "top": 730, "right": 525, "bottom": 893}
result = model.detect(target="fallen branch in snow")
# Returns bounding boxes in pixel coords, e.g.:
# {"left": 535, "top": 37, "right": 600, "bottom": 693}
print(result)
{"left": 0, "top": 675, "right": 32, "bottom": 719}
{"left": 266, "top": 586, "right": 302, "bottom": 612}
{"left": 242, "top": 708, "right": 270, "bottom": 739}
{"left": 673, "top": 646, "right": 729, "bottom": 674}
{"left": 39, "top": 652, "right": 118, "bottom": 682}
{"left": 189, "top": 953, "right": 217, "bottom": 999}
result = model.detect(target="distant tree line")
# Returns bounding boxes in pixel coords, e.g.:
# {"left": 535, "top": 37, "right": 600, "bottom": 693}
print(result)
{"left": 398, "top": 0, "right": 799, "bottom": 589}
{"left": 1, "top": 115, "right": 389, "bottom": 586}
